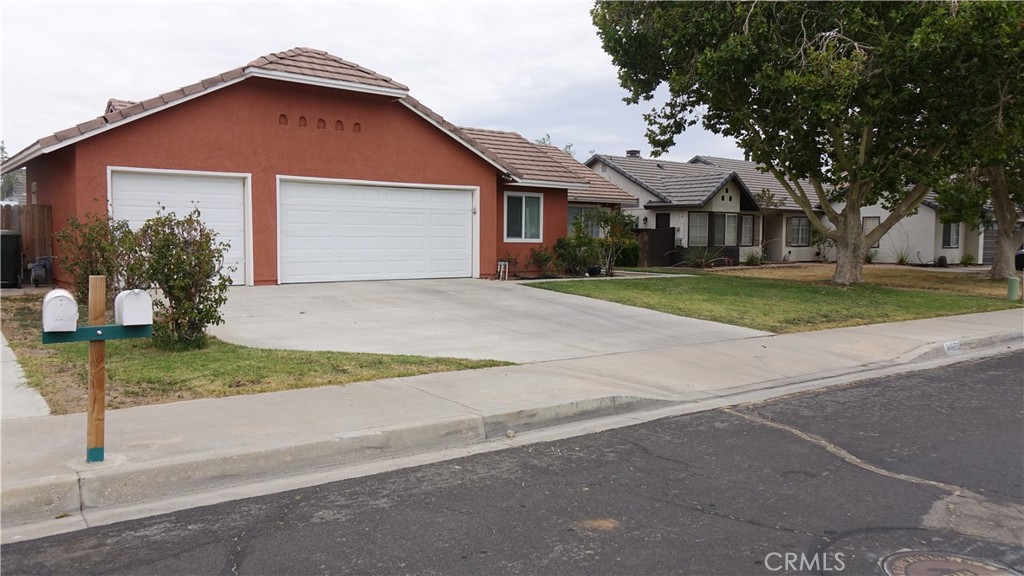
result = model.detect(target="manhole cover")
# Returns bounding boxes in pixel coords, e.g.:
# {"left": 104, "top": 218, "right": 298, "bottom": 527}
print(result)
{"left": 881, "top": 551, "right": 1022, "bottom": 576}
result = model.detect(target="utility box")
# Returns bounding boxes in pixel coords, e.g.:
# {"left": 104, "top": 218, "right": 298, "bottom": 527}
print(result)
{"left": 114, "top": 289, "right": 153, "bottom": 326}
{"left": 42, "top": 289, "right": 79, "bottom": 332}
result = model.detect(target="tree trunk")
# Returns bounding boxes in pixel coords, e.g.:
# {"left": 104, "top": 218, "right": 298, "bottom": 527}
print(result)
{"left": 829, "top": 206, "right": 867, "bottom": 285}
{"left": 985, "top": 166, "right": 1023, "bottom": 280}
{"left": 989, "top": 229, "right": 1023, "bottom": 279}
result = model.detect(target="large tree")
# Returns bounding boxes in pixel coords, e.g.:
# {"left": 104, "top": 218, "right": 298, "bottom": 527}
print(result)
{"left": 926, "top": 3, "right": 1023, "bottom": 279}
{"left": 592, "top": 1, "right": 1022, "bottom": 284}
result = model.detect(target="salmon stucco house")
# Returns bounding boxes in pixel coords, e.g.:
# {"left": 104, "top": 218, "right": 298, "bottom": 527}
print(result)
{"left": 2, "top": 47, "right": 634, "bottom": 286}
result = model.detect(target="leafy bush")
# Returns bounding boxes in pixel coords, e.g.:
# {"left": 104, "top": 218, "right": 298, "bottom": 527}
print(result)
{"left": 864, "top": 249, "right": 879, "bottom": 264}
{"left": 135, "top": 208, "right": 233, "bottom": 350}
{"left": 555, "top": 220, "right": 599, "bottom": 276}
{"left": 528, "top": 246, "right": 556, "bottom": 277}
{"left": 56, "top": 214, "right": 136, "bottom": 301}
{"left": 743, "top": 250, "right": 764, "bottom": 266}
{"left": 960, "top": 253, "right": 976, "bottom": 266}
{"left": 811, "top": 229, "right": 835, "bottom": 262}
{"left": 584, "top": 209, "right": 638, "bottom": 276}
{"left": 615, "top": 239, "right": 640, "bottom": 267}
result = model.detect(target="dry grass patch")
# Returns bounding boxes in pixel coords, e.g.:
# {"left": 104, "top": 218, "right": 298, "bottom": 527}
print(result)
{"left": 711, "top": 263, "right": 1012, "bottom": 299}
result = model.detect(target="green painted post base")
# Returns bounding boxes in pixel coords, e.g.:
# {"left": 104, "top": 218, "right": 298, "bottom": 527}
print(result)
{"left": 87, "top": 447, "right": 104, "bottom": 462}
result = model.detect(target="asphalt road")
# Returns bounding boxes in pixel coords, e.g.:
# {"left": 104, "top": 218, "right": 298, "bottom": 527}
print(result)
{"left": 3, "top": 351, "right": 1022, "bottom": 576}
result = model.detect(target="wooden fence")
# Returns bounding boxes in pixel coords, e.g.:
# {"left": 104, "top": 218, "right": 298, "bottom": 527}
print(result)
{"left": 1, "top": 204, "right": 53, "bottom": 268}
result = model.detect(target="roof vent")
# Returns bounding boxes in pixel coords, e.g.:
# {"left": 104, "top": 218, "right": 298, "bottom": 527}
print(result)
{"left": 626, "top": 149, "right": 641, "bottom": 157}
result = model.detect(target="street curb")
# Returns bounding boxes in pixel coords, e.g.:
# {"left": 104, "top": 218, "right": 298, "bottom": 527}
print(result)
{"left": 1, "top": 396, "right": 667, "bottom": 533}
{"left": 2, "top": 335, "right": 1017, "bottom": 540}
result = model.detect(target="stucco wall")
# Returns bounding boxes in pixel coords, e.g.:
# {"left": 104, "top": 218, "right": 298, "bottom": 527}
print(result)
{"left": 29, "top": 78, "right": 502, "bottom": 285}
{"left": 495, "top": 185, "right": 568, "bottom": 276}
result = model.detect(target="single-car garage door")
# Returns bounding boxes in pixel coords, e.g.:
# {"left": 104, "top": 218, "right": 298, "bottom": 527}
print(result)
{"left": 110, "top": 171, "right": 247, "bottom": 284}
{"left": 279, "top": 180, "right": 474, "bottom": 283}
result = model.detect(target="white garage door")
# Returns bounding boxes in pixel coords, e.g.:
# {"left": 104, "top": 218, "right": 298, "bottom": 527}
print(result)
{"left": 279, "top": 180, "right": 473, "bottom": 283}
{"left": 110, "top": 171, "right": 247, "bottom": 284}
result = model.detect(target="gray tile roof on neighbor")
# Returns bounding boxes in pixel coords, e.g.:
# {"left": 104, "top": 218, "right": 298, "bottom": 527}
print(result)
{"left": 688, "top": 155, "right": 814, "bottom": 211}
{"left": 588, "top": 154, "right": 750, "bottom": 208}
{"left": 537, "top": 145, "right": 636, "bottom": 205}
{"left": 459, "top": 127, "right": 586, "bottom": 187}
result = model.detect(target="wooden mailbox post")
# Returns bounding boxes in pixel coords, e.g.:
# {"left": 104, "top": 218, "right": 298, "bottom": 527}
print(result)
{"left": 42, "top": 276, "right": 153, "bottom": 462}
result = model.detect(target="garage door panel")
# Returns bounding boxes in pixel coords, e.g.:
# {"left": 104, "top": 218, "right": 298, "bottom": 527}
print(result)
{"left": 111, "top": 172, "right": 246, "bottom": 285}
{"left": 279, "top": 180, "right": 472, "bottom": 283}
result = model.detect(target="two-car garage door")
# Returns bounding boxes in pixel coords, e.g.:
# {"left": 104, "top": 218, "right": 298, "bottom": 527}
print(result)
{"left": 110, "top": 172, "right": 474, "bottom": 284}
{"left": 278, "top": 180, "right": 474, "bottom": 283}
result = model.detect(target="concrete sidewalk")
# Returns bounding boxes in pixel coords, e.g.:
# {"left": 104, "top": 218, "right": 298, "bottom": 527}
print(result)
{"left": 2, "top": 309, "right": 1021, "bottom": 542}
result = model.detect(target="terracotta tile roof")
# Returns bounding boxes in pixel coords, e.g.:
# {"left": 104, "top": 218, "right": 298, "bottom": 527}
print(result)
{"left": 538, "top": 145, "right": 636, "bottom": 206}
{"left": 459, "top": 127, "right": 586, "bottom": 187}
{"left": 249, "top": 47, "right": 408, "bottom": 91}
{"left": 5, "top": 47, "right": 413, "bottom": 169}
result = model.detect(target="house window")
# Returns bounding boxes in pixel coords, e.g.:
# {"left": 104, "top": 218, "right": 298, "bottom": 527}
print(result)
{"left": 788, "top": 217, "right": 810, "bottom": 247}
{"left": 942, "top": 222, "right": 960, "bottom": 248}
{"left": 688, "top": 212, "right": 708, "bottom": 247}
{"left": 863, "top": 216, "right": 881, "bottom": 248}
{"left": 506, "top": 192, "right": 543, "bottom": 242}
{"left": 568, "top": 206, "right": 600, "bottom": 237}
{"left": 740, "top": 215, "right": 754, "bottom": 246}
{"left": 713, "top": 213, "right": 739, "bottom": 246}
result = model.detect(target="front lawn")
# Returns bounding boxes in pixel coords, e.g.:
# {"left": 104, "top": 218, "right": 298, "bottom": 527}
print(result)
{"left": 532, "top": 270, "right": 1021, "bottom": 334}
{"left": 1, "top": 295, "right": 510, "bottom": 414}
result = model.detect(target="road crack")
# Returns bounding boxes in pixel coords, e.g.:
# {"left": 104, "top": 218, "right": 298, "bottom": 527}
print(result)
{"left": 726, "top": 409, "right": 1024, "bottom": 546}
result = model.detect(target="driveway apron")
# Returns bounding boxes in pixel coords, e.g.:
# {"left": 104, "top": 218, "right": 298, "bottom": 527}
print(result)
{"left": 209, "top": 279, "right": 769, "bottom": 363}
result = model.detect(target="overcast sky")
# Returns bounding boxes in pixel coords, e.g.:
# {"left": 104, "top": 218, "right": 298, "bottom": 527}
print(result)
{"left": 1, "top": 1, "right": 742, "bottom": 165}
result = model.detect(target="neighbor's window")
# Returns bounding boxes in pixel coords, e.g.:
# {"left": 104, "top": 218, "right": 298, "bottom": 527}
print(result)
{"left": 863, "top": 216, "right": 881, "bottom": 248}
{"left": 568, "top": 206, "right": 600, "bottom": 238}
{"left": 740, "top": 215, "right": 754, "bottom": 246}
{"left": 688, "top": 212, "right": 709, "bottom": 247}
{"left": 506, "top": 192, "right": 543, "bottom": 242}
{"left": 788, "top": 217, "right": 810, "bottom": 247}
{"left": 942, "top": 222, "right": 960, "bottom": 249}
{"left": 712, "top": 213, "right": 739, "bottom": 246}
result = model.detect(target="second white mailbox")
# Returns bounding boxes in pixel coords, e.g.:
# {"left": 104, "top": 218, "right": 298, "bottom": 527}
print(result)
{"left": 115, "top": 289, "right": 153, "bottom": 326}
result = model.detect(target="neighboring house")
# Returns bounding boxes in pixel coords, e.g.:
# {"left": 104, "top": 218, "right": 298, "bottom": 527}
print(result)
{"left": 587, "top": 151, "right": 808, "bottom": 263}
{"left": 692, "top": 156, "right": 983, "bottom": 265}
{"left": 590, "top": 151, "right": 985, "bottom": 265}
{"left": 0, "top": 47, "right": 631, "bottom": 285}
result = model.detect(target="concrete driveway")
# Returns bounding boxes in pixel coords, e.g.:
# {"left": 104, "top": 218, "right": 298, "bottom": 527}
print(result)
{"left": 209, "top": 279, "right": 769, "bottom": 363}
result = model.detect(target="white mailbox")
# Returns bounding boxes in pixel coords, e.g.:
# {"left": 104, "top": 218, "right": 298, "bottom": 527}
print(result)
{"left": 114, "top": 289, "right": 153, "bottom": 326}
{"left": 42, "top": 289, "right": 79, "bottom": 333}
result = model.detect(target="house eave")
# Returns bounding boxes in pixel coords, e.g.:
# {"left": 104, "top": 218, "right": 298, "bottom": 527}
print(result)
{"left": 247, "top": 69, "right": 409, "bottom": 98}
{"left": 508, "top": 179, "right": 589, "bottom": 190}
{"left": 569, "top": 193, "right": 638, "bottom": 207}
